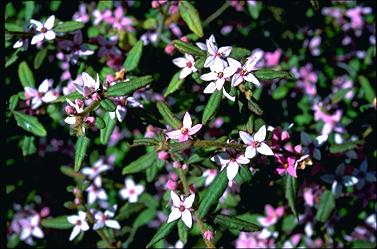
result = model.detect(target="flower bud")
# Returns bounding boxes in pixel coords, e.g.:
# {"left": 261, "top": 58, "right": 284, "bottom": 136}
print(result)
{"left": 74, "top": 197, "right": 81, "bottom": 205}
{"left": 166, "top": 179, "right": 177, "bottom": 190}
{"left": 40, "top": 207, "right": 50, "bottom": 218}
{"left": 91, "top": 92, "right": 101, "bottom": 101}
{"left": 203, "top": 230, "right": 214, "bottom": 241}
{"left": 84, "top": 116, "right": 96, "bottom": 127}
{"left": 65, "top": 105, "right": 76, "bottom": 115}
{"left": 173, "top": 161, "right": 181, "bottom": 168}
{"left": 180, "top": 36, "right": 189, "bottom": 43}
{"left": 182, "top": 163, "right": 188, "bottom": 170}
{"left": 158, "top": 151, "right": 169, "bottom": 160}
{"left": 75, "top": 99, "right": 84, "bottom": 108}
{"left": 164, "top": 44, "right": 175, "bottom": 55}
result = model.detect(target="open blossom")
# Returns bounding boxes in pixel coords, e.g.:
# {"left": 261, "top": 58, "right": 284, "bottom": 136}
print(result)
{"left": 19, "top": 214, "right": 44, "bottom": 241}
{"left": 352, "top": 160, "right": 376, "bottom": 190}
{"left": 239, "top": 126, "right": 274, "bottom": 159}
{"left": 211, "top": 150, "right": 250, "bottom": 181}
{"left": 225, "top": 54, "right": 262, "bottom": 87}
{"left": 86, "top": 176, "right": 108, "bottom": 205}
{"left": 313, "top": 102, "right": 342, "bottom": 136}
{"left": 93, "top": 205, "right": 121, "bottom": 230}
{"left": 30, "top": 15, "right": 56, "bottom": 45}
{"left": 24, "top": 79, "right": 59, "bottom": 109}
{"left": 196, "top": 34, "right": 216, "bottom": 51}
{"left": 204, "top": 36, "right": 231, "bottom": 71}
{"left": 172, "top": 54, "right": 198, "bottom": 79}
{"left": 109, "top": 96, "right": 142, "bottom": 122}
{"left": 257, "top": 204, "right": 284, "bottom": 227}
{"left": 64, "top": 98, "right": 84, "bottom": 125}
{"left": 81, "top": 158, "right": 111, "bottom": 179}
{"left": 166, "top": 112, "right": 202, "bottom": 142}
{"left": 74, "top": 72, "right": 100, "bottom": 98}
{"left": 103, "top": 6, "right": 134, "bottom": 31}
{"left": 67, "top": 211, "right": 89, "bottom": 241}
{"left": 167, "top": 191, "right": 195, "bottom": 228}
{"left": 292, "top": 63, "right": 317, "bottom": 96}
{"left": 96, "top": 36, "right": 122, "bottom": 57}
{"left": 119, "top": 178, "right": 144, "bottom": 203}
{"left": 301, "top": 132, "right": 327, "bottom": 161}
{"left": 264, "top": 49, "right": 282, "bottom": 67}
{"left": 58, "top": 31, "right": 94, "bottom": 63}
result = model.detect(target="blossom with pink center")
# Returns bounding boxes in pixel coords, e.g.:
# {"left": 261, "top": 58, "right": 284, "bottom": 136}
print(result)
{"left": 166, "top": 112, "right": 202, "bottom": 142}
{"left": 167, "top": 191, "right": 195, "bottom": 228}
{"left": 196, "top": 34, "right": 216, "bottom": 51}
{"left": 109, "top": 96, "right": 142, "bottom": 122}
{"left": 264, "top": 49, "right": 282, "bottom": 67}
{"left": 275, "top": 154, "right": 298, "bottom": 178}
{"left": 86, "top": 176, "right": 108, "bottom": 205}
{"left": 64, "top": 98, "right": 84, "bottom": 126}
{"left": 257, "top": 204, "right": 284, "bottom": 227}
{"left": 203, "top": 169, "right": 218, "bottom": 186}
{"left": 313, "top": 102, "right": 343, "bottom": 136}
{"left": 58, "top": 31, "right": 94, "bottom": 64}
{"left": 239, "top": 125, "right": 274, "bottom": 159}
{"left": 225, "top": 54, "right": 262, "bottom": 87}
{"left": 292, "top": 64, "right": 317, "bottom": 96}
{"left": 119, "top": 178, "right": 144, "bottom": 203}
{"left": 81, "top": 158, "right": 111, "bottom": 179}
{"left": 172, "top": 54, "right": 198, "bottom": 79}
{"left": 19, "top": 214, "right": 44, "bottom": 241}
{"left": 103, "top": 6, "right": 134, "bottom": 31}
{"left": 346, "top": 7, "right": 371, "bottom": 31}
{"left": 211, "top": 150, "right": 250, "bottom": 181}
{"left": 30, "top": 15, "right": 56, "bottom": 45}
{"left": 74, "top": 72, "right": 100, "bottom": 98}
{"left": 24, "top": 79, "right": 59, "bottom": 109}
{"left": 72, "top": 3, "right": 89, "bottom": 23}
{"left": 93, "top": 205, "right": 121, "bottom": 230}
{"left": 67, "top": 211, "right": 89, "bottom": 241}
{"left": 203, "top": 35, "right": 232, "bottom": 71}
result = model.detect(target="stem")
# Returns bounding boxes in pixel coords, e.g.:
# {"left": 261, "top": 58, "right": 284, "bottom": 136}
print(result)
{"left": 154, "top": 2, "right": 169, "bottom": 46}
{"left": 80, "top": 100, "right": 101, "bottom": 116}
{"left": 177, "top": 169, "right": 216, "bottom": 248}
{"left": 192, "top": 140, "right": 245, "bottom": 150}
{"left": 203, "top": 2, "right": 230, "bottom": 26}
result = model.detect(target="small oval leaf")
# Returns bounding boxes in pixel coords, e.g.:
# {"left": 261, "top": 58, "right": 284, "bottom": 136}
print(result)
{"left": 202, "top": 90, "right": 222, "bottom": 125}
{"left": 106, "top": 75, "right": 153, "bottom": 97}
{"left": 124, "top": 40, "right": 143, "bottom": 72}
{"left": 74, "top": 136, "right": 90, "bottom": 172}
{"left": 13, "top": 111, "right": 47, "bottom": 137}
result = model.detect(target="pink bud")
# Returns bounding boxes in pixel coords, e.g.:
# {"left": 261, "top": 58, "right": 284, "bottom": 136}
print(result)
{"left": 182, "top": 163, "right": 188, "bottom": 170}
{"left": 166, "top": 179, "right": 177, "bottom": 190}
{"left": 84, "top": 116, "right": 96, "bottom": 127}
{"left": 91, "top": 92, "right": 101, "bottom": 101}
{"left": 203, "top": 230, "right": 214, "bottom": 241}
{"left": 164, "top": 44, "right": 175, "bottom": 55}
{"left": 75, "top": 99, "right": 84, "bottom": 108}
{"left": 189, "top": 185, "right": 196, "bottom": 194}
{"left": 74, "top": 197, "right": 81, "bottom": 205}
{"left": 169, "top": 172, "right": 178, "bottom": 181}
{"left": 281, "top": 131, "right": 290, "bottom": 141}
{"left": 158, "top": 151, "right": 169, "bottom": 160}
{"left": 151, "top": 1, "right": 160, "bottom": 8}
{"left": 180, "top": 36, "right": 189, "bottom": 43}
{"left": 65, "top": 105, "right": 76, "bottom": 115}
{"left": 173, "top": 161, "right": 181, "bottom": 168}
{"left": 40, "top": 207, "right": 50, "bottom": 218}
{"left": 294, "top": 144, "right": 303, "bottom": 154}
{"left": 73, "top": 187, "right": 80, "bottom": 195}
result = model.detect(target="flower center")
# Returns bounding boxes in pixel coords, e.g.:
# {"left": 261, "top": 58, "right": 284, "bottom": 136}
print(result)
{"left": 76, "top": 220, "right": 82, "bottom": 226}
{"left": 250, "top": 141, "right": 260, "bottom": 148}
{"left": 181, "top": 127, "right": 188, "bottom": 135}
{"left": 179, "top": 205, "right": 186, "bottom": 212}
{"left": 186, "top": 61, "right": 193, "bottom": 68}
{"left": 215, "top": 52, "right": 222, "bottom": 57}
{"left": 240, "top": 69, "right": 249, "bottom": 76}
{"left": 217, "top": 72, "right": 224, "bottom": 78}
{"left": 282, "top": 162, "right": 288, "bottom": 169}
{"left": 41, "top": 27, "right": 48, "bottom": 33}
{"left": 129, "top": 188, "right": 135, "bottom": 195}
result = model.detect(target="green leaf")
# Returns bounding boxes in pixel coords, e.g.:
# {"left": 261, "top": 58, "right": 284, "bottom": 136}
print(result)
{"left": 100, "top": 99, "right": 116, "bottom": 112}
{"left": 168, "top": 141, "right": 193, "bottom": 153}
{"left": 329, "top": 141, "right": 361, "bottom": 153}
{"left": 285, "top": 175, "right": 298, "bottom": 220}
{"left": 5, "top": 23, "right": 23, "bottom": 32}
{"left": 6, "top": 50, "right": 19, "bottom": 68}
{"left": 60, "top": 166, "right": 85, "bottom": 182}
{"left": 234, "top": 166, "right": 252, "bottom": 185}
{"left": 178, "top": 220, "right": 188, "bottom": 244}
{"left": 359, "top": 75, "right": 375, "bottom": 103}
{"left": 179, "top": 1, "right": 203, "bottom": 37}
{"left": 247, "top": 98, "right": 263, "bottom": 116}
{"left": 124, "top": 40, "right": 143, "bottom": 72}
{"left": 19, "top": 136, "right": 37, "bottom": 156}
{"left": 146, "top": 220, "right": 178, "bottom": 248}
{"left": 8, "top": 94, "right": 19, "bottom": 112}
{"left": 248, "top": 2, "right": 260, "bottom": 19}
{"left": 18, "top": 61, "right": 35, "bottom": 88}
{"left": 116, "top": 203, "right": 144, "bottom": 220}
{"left": 100, "top": 113, "right": 117, "bottom": 145}
{"left": 230, "top": 47, "right": 251, "bottom": 60}
{"left": 74, "top": 136, "right": 90, "bottom": 172}
{"left": 106, "top": 75, "right": 153, "bottom": 97}
{"left": 41, "top": 216, "right": 74, "bottom": 229}
{"left": 331, "top": 88, "right": 353, "bottom": 104}
{"left": 54, "top": 21, "right": 85, "bottom": 33}
{"left": 50, "top": 1, "right": 62, "bottom": 11}
{"left": 272, "top": 84, "right": 290, "bottom": 100}
{"left": 53, "top": 91, "right": 82, "bottom": 103}
{"left": 254, "top": 69, "right": 294, "bottom": 81}
{"left": 133, "top": 208, "right": 156, "bottom": 228}
{"left": 156, "top": 102, "right": 181, "bottom": 129}
{"left": 164, "top": 71, "right": 185, "bottom": 97}
{"left": 122, "top": 151, "right": 157, "bottom": 174}
{"left": 315, "top": 190, "right": 335, "bottom": 222}
{"left": 13, "top": 111, "right": 46, "bottom": 136}
{"left": 95, "top": 116, "right": 106, "bottom": 129}
{"left": 202, "top": 90, "right": 222, "bottom": 125}
{"left": 146, "top": 165, "right": 158, "bottom": 182}
{"left": 214, "top": 215, "right": 261, "bottom": 232}
{"left": 198, "top": 170, "right": 228, "bottom": 219}
{"left": 173, "top": 40, "right": 206, "bottom": 57}
{"left": 132, "top": 138, "right": 159, "bottom": 146}
{"left": 33, "top": 48, "right": 48, "bottom": 69}
{"left": 24, "top": 1, "right": 35, "bottom": 21}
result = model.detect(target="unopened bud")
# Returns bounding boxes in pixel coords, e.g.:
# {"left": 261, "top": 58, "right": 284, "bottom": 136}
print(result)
{"left": 84, "top": 116, "right": 96, "bottom": 127}
{"left": 173, "top": 161, "right": 181, "bottom": 168}
{"left": 164, "top": 44, "right": 175, "bottom": 55}
{"left": 65, "top": 105, "right": 76, "bottom": 115}
{"left": 158, "top": 151, "right": 169, "bottom": 160}
{"left": 74, "top": 197, "right": 81, "bottom": 205}
{"left": 166, "top": 179, "right": 177, "bottom": 190}
{"left": 182, "top": 163, "right": 188, "bottom": 170}
{"left": 91, "top": 92, "right": 101, "bottom": 101}
{"left": 203, "top": 230, "right": 214, "bottom": 241}
{"left": 180, "top": 36, "right": 189, "bottom": 43}
{"left": 40, "top": 207, "right": 50, "bottom": 218}
{"left": 75, "top": 99, "right": 84, "bottom": 108}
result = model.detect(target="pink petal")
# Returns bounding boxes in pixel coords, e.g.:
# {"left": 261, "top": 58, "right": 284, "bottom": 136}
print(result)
{"left": 188, "top": 124, "right": 202, "bottom": 135}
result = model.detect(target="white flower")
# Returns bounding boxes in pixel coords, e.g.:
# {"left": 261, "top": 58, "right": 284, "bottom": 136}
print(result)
{"left": 239, "top": 125, "right": 274, "bottom": 159}
{"left": 81, "top": 159, "right": 111, "bottom": 179}
{"left": 211, "top": 152, "right": 250, "bottom": 181}
{"left": 64, "top": 98, "right": 84, "bottom": 125}
{"left": 93, "top": 205, "right": 121, "bottom": 230}
{"left": 204, "top": 37, "right": 232, "bottom": 71}
{"left": 119, "top": 178, "right": 144, "bottom": 203}
{"left": 166, "top": 112, "right": 202, "bottom": 142}
{"left": 30, "top": 15, "right": 56, "bottom": 45}
{"left": 109, "top": 96, "right": 143, "bottom": 122}
{"left": 24, "top": 79, "right": 59, "bottom": 109}
{"left": 172, "top": 54, "right": 198, "bottom": 79}
{"left": 74, "top": 72, "right": 100, "bottom": 97}
{"left": 20, "top": 215, "right": 44, "bottom": 241}
{"left": 167, "top": 191, "right": 195, "bottom": 228}
{"left": 86, "top": 176, "right": 108, "bottom": 205}
{"left": 196, "top": 34, "right": 216, "bottom": 51}
{"left": 67, "top": 211, "right": 90, "bottom": 241}
{"left": 225, "top": 52, "right": 262, "bottom": 87}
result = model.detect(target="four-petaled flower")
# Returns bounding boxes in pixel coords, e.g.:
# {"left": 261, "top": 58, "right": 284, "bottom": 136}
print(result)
{"left": 167, "top": 191, "right": 195, "bottom": 228}
{"left": 93, "top": 205, "right": 121, "bottom": 230}
{"left": 30, "top": 15, "right": 56, "bottom": 45}
{"left": 204, "top": 37, "right": 231, "bottom": 71}
{"left": 239, "top": 125, "right": 274, "bottom": 159}
{"left": 67, "top": 211, "right": 89, "bottom": 241}
{"left": 81, "top": 159, "right": 111, "bottom": 179}
{"left": 353, "top": 160, "right": 376, "bottom": 190}
{"left": 211, "top": 151, "right": 250, "bottom": 181}
{"left": 172, "top": 54, "right": 198, "bottom": 79}
{"left": 24, "top": 79, "right": 59, "bottom": 109}
{"left": 257, "top": 204, "right": 284, "bottom": 227}
{"left": 19, "top": 214, "right": 44, "bottom": 241}
{"left": 86, "top": 176, "right": 108, "bottom": 205}
{"left": 225, "top": 54, "right": 261, "bottom": 87}
{"left": 74, "top": 72, "right": 100, "bottom": 98}
{"left": 166, "top": 112, "right": 202, "bottom": 142}
{"left": 119, "top": 178, "right": 144, "bottom": 203}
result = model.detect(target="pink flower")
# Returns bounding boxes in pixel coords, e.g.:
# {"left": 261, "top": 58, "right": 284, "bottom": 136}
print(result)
{"left": 166, "top": 112, "right": 202, "bottom": 142}
{"left": 225, "top": 52, "right": 262, "bottom": 87}
{"left": 73, "top": 3, "right": 89, "bottom": 23}
{"left": 103, "top": 6, "right": 134, "bottom": 31}
{"left": 86, "top": 177, "right": 108, "bottom": 205}
{"left": 67, "top": 211, "right": 89, "bottom": 241}
{"left": 166, "top": 179, "right": 177, "bottom": 190}
{"left": 119, "top": 178, "right": 144, "bottom": 203}
{"left": 293, "top": 64, "right": 317, "bottom": 96}
{"left": 203, "top": 230, "right": 215, "bottom": 241}
{"left": 275, "top": 154, "right": 297, "bottom": 178}
{"left": 204, "top": 35, "right": 232, "bottom": 70}
{"left": 172, "top": 54, "right": 198, "bottom": 79}
{"left": 24, "top": 79, "right": 59, "bottom": 109}
{"left": 257, "top": 204, "right": 284, "bottom": 227}
{"left": 264, "top": 49, "right": 282, "bottom": 67}
{"left": 211, "top": 151, "right": 250, "bottom": 181}
{"left": 303, "top": 188, "right": 315, "bottom": 206}
{"left": 346, "top": 7, "right": 371, "bottom": 30}
{"left": 313, "top": 102, "right": 342, "bottom": 135}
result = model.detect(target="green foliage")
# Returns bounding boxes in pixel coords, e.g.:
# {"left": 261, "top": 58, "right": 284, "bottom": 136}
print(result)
{"left": 202, "top": 90, "right": 222, "bottom": 125}
{"left": 124, "top": 40, "right": 144, "bottom": 72}
{"left": 146, "top": 220, "right": 178, "bottom": 248}
{"left": 13, "top": 111, "right": 47, "bottom": 137}
{"left": 122, "top": 151, "right": 157, "bottom": 174}
{"left": 156, "top": 102, "right": 181, "bottom": 129}
{"left": 18, "top": 61, "right": 35, "bottom": 88}
{"left": 54, "top": 21, "right": 85, "bottom": 32}
{"left": 179, "top": 1, "right": 204, "bottom": 38}
{"left": 164, "top": 71, "right": 185, "bottom": 97}
{"left": 106, "top": 76, "right": 153, "bottom": 97}
{"left": 214, "top": 214, "right": 261, "bottom": 232}
{"left": 316, "top": 190, "right": 336, "bottom": 222}
{"left": 41, "top": 216, "right": 74, "bottom": 229}
{"left": 74, "top": 136, "right": 90, "bottom": 172}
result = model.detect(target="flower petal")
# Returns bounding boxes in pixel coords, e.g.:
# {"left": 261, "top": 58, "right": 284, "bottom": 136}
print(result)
{"left": 231, "top": 73, "right": 243, "bottom": 87}
{"left": 254, "top": 125, "right": 267, "bottom": 142}
{"left": 203, "top": 82, "right": 217, "bottom": 94}
{"left": 31, "top": 33, "right": 45, "bottom": 45}
{"left": 245, "top": 146, "right": 257, "bottom": 159}
{"left": 200, "top": 72, "right": 218, "bottom": 81}
{"left": 239, "top": 131, "right": 253, "bottom": 144}
{"left": 179, "top": 67, "right": 192, "bottom": 79}
{"left": 226, "top": 161, "right": 240, "bottom": 181}
{"left": 67, "top": 215, "right": 78, "bottom": 225}
{"left": 206, "top": 39, "right": 217, "bottom": 55}
{"left": 245, "top": 50, "right": 263, "bottom": 71}
{"left": 182, "top": 112, "right": 192, "bottom": 129}
{"left": 44, "top": 15, "right": 55, "bottom": 30}
{"left": 44, "top": 30, "right": 56, "bottom": 40}
{"left": 170, "top": 191, "right": 181, "bottom": 207}
{"left": 218, "top": 46, "right": 232, "bottom": 57}
{"left": 64, "top": 116, "right": 77, "bottom": 125}
{"left": 30, "top": 19, "right": 43, "bottom": 30}
{"left": 105, "top": 220, "right": 121, "bottom": 229}
{"left": 204, "top": 55, "right": 216, "bottom": 68}
{"left": 183, "top": 194, "right": 195, "bottom": 208}
{"left": 166, "top": 129, "right": 183, "bottom": 140}
{"left": 244, "top": 73, "right": 260, "bottom": 87}
{"left": 211, "top": 152, "right": 231, "bottom": 165}
{"left": 69, "top": 226, "right": 81, "bottom": 241}
{"left": 188, "top": 124, "right": 202, "bottom": 135}
{"left": 257, "top": 143, "right": 274, "bottom": 156}
{"left": 172, "top": 57, "right": 187, "bottom": 68}
{"left": 167, "top": 207, "right": 181, "bottom": 223}
{"left": 222, "top": 87, "right": 235, "bottom": 101}
{"left": 236, "top": 154, "right": 250, "bottom": 164}
{"left": 181, "top": 209, "right": 192, "bottom": 228}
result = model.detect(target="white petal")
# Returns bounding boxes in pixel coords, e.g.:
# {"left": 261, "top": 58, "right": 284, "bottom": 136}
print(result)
{"left": 80, "top": 221, "right": 89, "bottom": 231}
{"left": 222, "top": 87, "right": 235, "bottom": 101}
{"left": 203, "top": 82, "right": 217, "bottom": 94}
{"left": 204, "top": 55, "right": 216, "bottom": 68}
{"left": 239, "top": 131, "right": 253, "bottom": 144}
{"left": 245, "top": 51, "right": 263, "bottom": 71}
{"left": 244, "top": 73, "right": 260, "bottom": 87}
{"left": 245, "top": 146, "right": 257, "bottom": 159}
{"left": 227, "top": 57, "right": 242, "bottom": 68}
{"left": 39, "top": 80, "right": 50, "bottom": 92}
{"left": 105, "top": 220, "right": 121, "bottom": 229}
{"left": 20, "top": 228, "right": 32, "bottom": 240}
{"left": 343, "top": 176, "right": 358, "bottom": 187}
{"left": 188, "top": 124, "right": 202, "bottom": 135}
{"left": 166, "top": 129, "right": 183, "bottom": 139}
{"left": 257, "top": 143, "right": 274, "bottom": 156}
{"left": 236, "top": 155, "right": 250, "bottom": 164}
{"left": 170, "top": 191, "right": 181, "bottom": 207}
{"left": 167, "top": 207, "right": 181, "bottom": 223}
{"left": 115, "top": 106, "right": 127, "bottom": 122}
{"left": 30, "top": 19, "right": 43, "bottom": 30}
{"left": 13, "top": 40, "right": 24, "bottom": 48}
{"left": 67, "top": 215, "right": 79, "bottom": 224}
{"left": 227, "top": 161, "right": 240, "bottom": 181}
{"left": 200, "top": 72, "right": 218, "bottom": 81}
{"left": 315, "top": 134, "right": 328, "bottom": 146}
{"left": 32, "top": 227, "right": 44, "bottom": 238}
{"left": 125, "top": 178, "right": 135, "bottom": 189}
{"left": 183, "top": 194, "right": 195, "bottom": 208}
{"left": 182, "top": 112, "right": 192, "bottom": 128}
{"left": 211, "top": 57, "right": 224, "bottom": 72}
{"left": 95, "top": 74, "right": 100, "bottom": 90}
{"left": 69, "top": 226, "right": 81, "bottom": 241}
{"left": 231, "top": 74, "right": 243, "bottom": 87}
{"left": 119, "top": 188, "right": 129, "bottom": 199}
{"left": 172, "top": 57, "right": 187, "bottom": 68}
{"left": 215, "top": 78, "right": 225, "bottom": 90}
{"left": 208, "top": 34, "right": 216, "bottom": 43}
{"left": 254, "top": 125, "right": 267, "bottom": 142}
{"left": 180, "top": 67, "right": 192, "bottom": 79}
{"left": 93, "top": 221, "right": 104, "bottom": 230}
{"left": 82, "top": 72, "right": 96, "bottom": 88}
{"left": 64, "top": 116, "right": 77, "bottom": 125}
{"left": 78, "top": 211, "right": 87, "bottom": 220}
{"left": 44, "top": 15, "right": 55, "bottom": 30}
{"left": 223, "top": 65, "right": 238, "bottom": 78}
{"left": 31, "top": 33, "right": 45, "bottom": 45}
{"left": 109, "top": 111, "right": 116, "bottom": 120}
{"left": 135, "top": 185, "right": 144, "bottom": 195}
{"left": 211, "top": 152, "right": 231, "bottom": 165}
{"left": 218, "top": 46, "right": 232, "bottom": 57}
{"left": 181, "top": 209, "right": 192, "bottom": 228}
{"left": 42, "top": 91, "right": 58, "bottom": 103}
{"left": 196, "top": 42, "right": 207, "bottom": 50}
{"left": 44, "top": 30, "right": 56, "bottom": 40}
{"left": 206, "top": 39, "right": 217, "bottom": 55}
